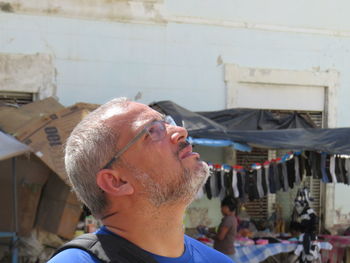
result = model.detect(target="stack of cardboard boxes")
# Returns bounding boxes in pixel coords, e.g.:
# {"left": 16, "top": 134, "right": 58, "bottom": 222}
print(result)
{"left": 0, "top": 97, "right": 99, "bottom": 239}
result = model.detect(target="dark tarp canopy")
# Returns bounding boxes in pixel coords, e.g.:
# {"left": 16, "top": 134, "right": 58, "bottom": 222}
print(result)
{"left": 149, "top": 100, "right": 350, "bottom": 155}
{"left": 198, "top": 108, "right": 316, "bottom": 130}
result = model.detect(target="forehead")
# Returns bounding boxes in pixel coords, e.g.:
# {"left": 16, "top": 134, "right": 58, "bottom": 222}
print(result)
{"left": 107, "top": 102, "right": 162, "bottom": 130}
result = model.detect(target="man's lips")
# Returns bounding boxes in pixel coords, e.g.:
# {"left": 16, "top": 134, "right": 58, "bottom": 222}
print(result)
{"left": 179, "top": 145, "right": 200, "bottom": 160}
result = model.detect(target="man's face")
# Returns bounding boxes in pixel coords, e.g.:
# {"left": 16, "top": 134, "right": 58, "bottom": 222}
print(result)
{"left": 111, "top": 102, "right": 209, "bottom": 206}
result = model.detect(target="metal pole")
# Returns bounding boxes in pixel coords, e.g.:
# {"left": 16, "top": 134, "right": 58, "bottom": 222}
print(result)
{"left": 11, "top": 157, "right": 18, "bottom": 263}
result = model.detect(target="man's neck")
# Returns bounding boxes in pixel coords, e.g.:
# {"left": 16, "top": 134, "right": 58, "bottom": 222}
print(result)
{"left": 102, "top": 202, "right": 187, "bottom": 258}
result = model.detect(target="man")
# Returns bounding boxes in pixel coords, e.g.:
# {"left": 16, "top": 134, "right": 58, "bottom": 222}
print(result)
{"left": 49, "top": 97, "right": 234, "bottom": 262}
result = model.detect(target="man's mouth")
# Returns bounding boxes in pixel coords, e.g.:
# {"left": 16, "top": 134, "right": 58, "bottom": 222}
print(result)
{"left": 178, "top": 141, "right": 200, "bottom": 160}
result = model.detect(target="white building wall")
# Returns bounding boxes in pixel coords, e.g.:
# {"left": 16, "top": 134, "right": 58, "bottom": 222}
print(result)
{"left": 0, "top": 1, "right": 350, "bottom": 125}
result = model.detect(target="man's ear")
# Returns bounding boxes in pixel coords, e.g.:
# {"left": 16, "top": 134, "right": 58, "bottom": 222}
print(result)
{"left": 96, "top": 169, "right": 134, "bottom": 196}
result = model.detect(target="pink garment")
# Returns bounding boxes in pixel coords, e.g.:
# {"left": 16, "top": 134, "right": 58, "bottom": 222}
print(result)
{"left": 255, "top": 239, "right": 268, "bottom": 245}
{"left": 319, "top": 235, "right": 350, "bottom": 263}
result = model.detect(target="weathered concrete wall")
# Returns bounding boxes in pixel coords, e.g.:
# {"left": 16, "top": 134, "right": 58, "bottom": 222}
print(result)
{"left": 0, "top": 53, "right": 56, "bottom": 99}
{"left": 2, "top": 11, "right": 350, "bottom": 123}
{"left": 168, "top": 0, "right": 350, "bottom": 32}
{"left": 1, "top": 1, "right": 350, "bottom": 123}
{"left": 3, "top": 0, "right": 350, "bottom": 32}
{"left": 0, "top": 0, "right": 165, "bottom": 24}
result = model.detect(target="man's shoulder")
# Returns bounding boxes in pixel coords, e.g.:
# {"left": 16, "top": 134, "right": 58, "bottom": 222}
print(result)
{"left": 48, "top": 248, "right": 100, "bottom": 263}
{"left": 47, "top": 227, "right": 111, "bottom": 262}
{"left": 184, "top": 235, "right": 234, "bottom": 262}
{"left": 48, "top": 228, "right": 158, "bottom": 263}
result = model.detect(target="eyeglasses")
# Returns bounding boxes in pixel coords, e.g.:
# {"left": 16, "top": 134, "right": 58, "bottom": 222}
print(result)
{"left": 102, "top": 115, "right": 177, "bottom": 169}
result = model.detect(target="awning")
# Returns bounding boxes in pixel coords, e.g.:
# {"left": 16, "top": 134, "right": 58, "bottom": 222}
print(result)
{"left": 150, "top": 101, "right": 350, "bottom": 155}
{"left": 0, "top": 131, "right": 31, "bottom": 161}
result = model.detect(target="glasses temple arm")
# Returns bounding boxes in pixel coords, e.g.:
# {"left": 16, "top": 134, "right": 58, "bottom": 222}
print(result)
{"left": 103, "top": 129, "right": 148, "bottom": 169}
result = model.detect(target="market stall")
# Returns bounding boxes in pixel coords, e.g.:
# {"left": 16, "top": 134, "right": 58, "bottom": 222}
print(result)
{"left": 232, "top": 241, "right": 332, "bottom": 263}
{"left": 150, "top": 100, "right": 350, "bottom": 262}
{"left": 320, "top": 235, "right": 350, "bottom": 263}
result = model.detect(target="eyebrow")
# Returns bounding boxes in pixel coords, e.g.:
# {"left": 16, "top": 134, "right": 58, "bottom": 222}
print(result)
{"left": 131, "top": 113, "right": 166, "bottom": 137}
{"left": 136, "top": 114, "right": 164, "bottom": 133}
{"left": 155, "top": 113, "right": 166, "bottom": 121}
{"left": 146, "top": 114, "right": 166, "bottom": 124}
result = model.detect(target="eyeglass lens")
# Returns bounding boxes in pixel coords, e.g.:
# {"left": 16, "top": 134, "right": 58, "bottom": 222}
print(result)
{"left": 148, "top": 122, "right": 166, "bottom": 141}
{"left": 147, "top": 116, "right": 178, "bottom": 141}
{"left": 164, "top": 115, "right": 177, "bottom": 126}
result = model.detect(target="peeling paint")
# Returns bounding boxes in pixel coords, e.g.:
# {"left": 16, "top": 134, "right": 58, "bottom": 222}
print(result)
{"left": 249, "top": 69, "right": 255, "bottom": 77}
{"left": 0, "top": 53, "right": 56, "bottom": 98}
{"left": 45, "top": 6, "right": 61, "bottom": 14}
{"left": 0, "top": 2, "right": 14, "bottom": 12}
{"left": 143, "top": 2, "right": 155, "bottom": 13}
{"left": 5, "top": 0, "right": 166, "bottom": 24}
{"left": 217, "top": 55, "right": 223, "bottom": 66}
{"left": 260, "top": 69, "right": 271, "bottom": 75}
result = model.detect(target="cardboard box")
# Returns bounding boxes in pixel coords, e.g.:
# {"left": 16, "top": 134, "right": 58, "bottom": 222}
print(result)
{"left": 0, "top": 154, "right": 50, "bottom": 236}
{"left": 14, "top": 102, "right": 99, "bottom": 183}
{"left": 0, "top": 97, "right": 64, "bottom": 134}
{"left": 0, "top": 99, "right": 98, "bottom": 238}
{"left": 36, "top": 173, "right": 82, "bottom": 240}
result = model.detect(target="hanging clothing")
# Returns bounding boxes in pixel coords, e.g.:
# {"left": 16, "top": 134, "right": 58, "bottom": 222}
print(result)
{"left": 210, "top": 167, "right": 220, "bottom": 197}
{"left": 345, "top": 158, "right": 350, "bottom": 184}
{"left": 286, "top": 157, "right": 296, "bottom": 189}
{"left": 205, "top": 166, "right": 214, "bottom": 199}
{"left": 309, "top": 152, "right": 322, "bottom": 180}
{"left": 245, "top": 170, "right": 260, "bottom": 201}
{"left": 232, "top": 169, "right": 239, "bottom": 198}
{"left": 263, "top": 163, "right": 270, "bottom": 194}
{"left": 281, "top": 162, "right": 289, "bottom": 192}
{"left": 256, "top": 167, "right": 265, "bottom": 198}
{"left": 334, "top": 156, "right": 344, "bottom": 183}
{"left": 338, "top": 157, "right": 349, "bottom": 185}
{"left": 320, "top": 153, "right": 330, "bottom": 183}
{"left": 294, "top": 155, "right": 301, "bottom": 186}
{"left": 261, "top": 167, "right": 268, "bottom": 196}
{"left": 273, "top": 162, "right": 282, "bottom": 192}
{"left": 224, "top": 168, "right": 234, "bottom": 197}
{"left": 218, "top": 168, "right": 226, "bottom": 200}
{"left": 268, "top": 164, "right": 276, "bottom": 194}
{"left": 277, "top": 162, "right": 285, "bottom": 192}
{"left": 303, "top": 152, "right": 312, "bottom": 177}
{"left": 237, "top": 170, "right": 246, "bottom": 200}
{"left": 329, "top": 156, "right": 337, "bottom": 183}
{"left": 298, "top": 154, "right": 306, "bottom": 181}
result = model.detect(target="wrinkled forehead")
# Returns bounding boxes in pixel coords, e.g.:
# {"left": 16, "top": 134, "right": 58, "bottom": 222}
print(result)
{"left": 105, "top": 102, "right": 162, "bottom": 130}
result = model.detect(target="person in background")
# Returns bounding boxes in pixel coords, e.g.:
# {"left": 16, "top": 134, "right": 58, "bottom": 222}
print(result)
{"left": 209, "top": 196, "right": 238, "bottom": 256}
{"left": 49, "top": 97, "right": 235, "bottom": 263}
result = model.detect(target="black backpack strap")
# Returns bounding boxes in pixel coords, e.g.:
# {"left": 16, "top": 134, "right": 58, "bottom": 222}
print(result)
{"left": 52, "top": 233, "right": 159, "bottom": 263}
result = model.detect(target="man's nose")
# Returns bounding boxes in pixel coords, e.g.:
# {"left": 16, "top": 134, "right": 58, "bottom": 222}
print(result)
{"left": 170, "top": 125, "right": 188, "bottom": 144}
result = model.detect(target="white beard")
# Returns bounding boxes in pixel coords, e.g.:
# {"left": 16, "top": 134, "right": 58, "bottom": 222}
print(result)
{"left": 128, "top": 160, "right": 209, "bottom": 207}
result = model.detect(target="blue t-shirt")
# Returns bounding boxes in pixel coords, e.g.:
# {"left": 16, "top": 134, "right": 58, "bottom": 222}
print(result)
{"left": 48, "top": 226, "right": 234, "bottom": 263}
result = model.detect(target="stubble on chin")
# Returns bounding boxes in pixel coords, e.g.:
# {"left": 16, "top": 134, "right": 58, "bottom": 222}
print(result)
{"left": 189, "top": 161, "right": 210, "bottom": 197}
{"left": 124, "top": 156, "right": 210, "bottom": 207}
{"left": 169, "top": 160, "right": 210, "bottom": 204}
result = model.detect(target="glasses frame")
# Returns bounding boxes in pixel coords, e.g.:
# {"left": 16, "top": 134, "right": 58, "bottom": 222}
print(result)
{"left": 102, "top": 115, "right": 176, "bottom": 169}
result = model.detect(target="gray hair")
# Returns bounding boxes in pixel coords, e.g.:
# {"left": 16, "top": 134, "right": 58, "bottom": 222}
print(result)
{"left": 64, "top": 97, "right": 130, "bottom": 218}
